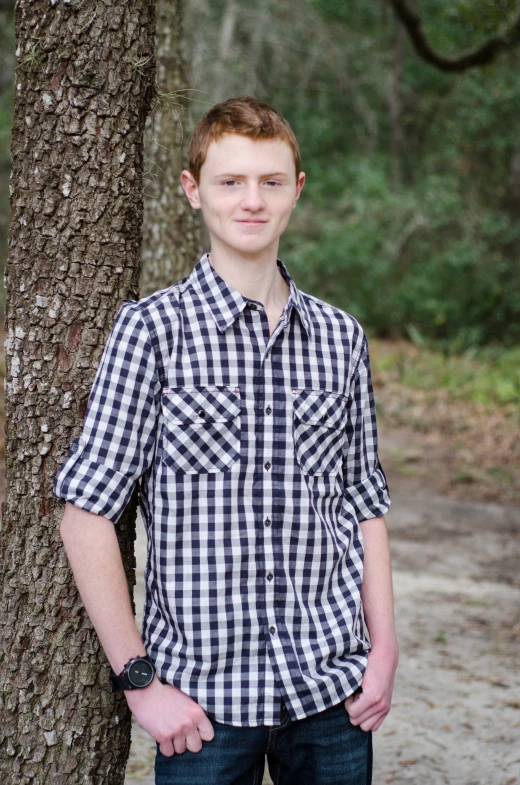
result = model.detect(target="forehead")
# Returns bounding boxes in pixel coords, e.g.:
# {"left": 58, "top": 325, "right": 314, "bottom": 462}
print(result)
{"left": 202, "top": 133, "right": 295, "bottom": 175}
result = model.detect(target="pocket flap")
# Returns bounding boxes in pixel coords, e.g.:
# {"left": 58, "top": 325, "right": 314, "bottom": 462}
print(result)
{"left": 162, "top": 386, "right": 241, "bottom": 424}
{"left": 293, "top": 389, "right": 347, "bottom": 429}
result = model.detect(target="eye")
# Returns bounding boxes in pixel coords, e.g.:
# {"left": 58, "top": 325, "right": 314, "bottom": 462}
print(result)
{"left": 223, "top": 179, "right": 238, "bottom": 186}
{"left": 265, "top": 180, "right": 280, "bottom": 187}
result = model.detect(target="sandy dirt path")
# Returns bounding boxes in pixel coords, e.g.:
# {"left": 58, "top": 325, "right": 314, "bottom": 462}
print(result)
{"left": 124, "top": 464, "right": 520, "bottom": 785}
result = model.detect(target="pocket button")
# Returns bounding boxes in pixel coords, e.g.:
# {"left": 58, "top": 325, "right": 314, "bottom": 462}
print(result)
{"left": 160, "top": 387, "right": 241, "bottom": 473}
{"left": 292, "top": 390, "right": 348, "bottom": 476}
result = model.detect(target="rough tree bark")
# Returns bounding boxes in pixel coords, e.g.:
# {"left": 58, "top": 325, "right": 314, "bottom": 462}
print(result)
{"left": 0, "top": 1, "right": 155, "bottom": 783}
{"left": 140, "top": 0, "right": 202, "bottom": 296}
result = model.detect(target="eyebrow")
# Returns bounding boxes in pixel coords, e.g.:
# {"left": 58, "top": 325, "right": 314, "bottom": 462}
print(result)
{"left": 214, "top": 172, "right": 289, "bottom": 179}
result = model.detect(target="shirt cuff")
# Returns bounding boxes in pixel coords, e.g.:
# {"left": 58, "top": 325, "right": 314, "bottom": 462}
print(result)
{"left": 343, "top": 462, "right": 391, "bottom": 522}
{"left": 53, "top": 437, "right": 136, "bottom": 524}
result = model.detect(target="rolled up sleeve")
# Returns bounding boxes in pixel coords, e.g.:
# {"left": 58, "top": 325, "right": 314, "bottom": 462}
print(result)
{"left": 342, "top": 334, "right": 391, "bottom": 522}
{"left": 53, "top": 302, "right": 161, "bottom": 524}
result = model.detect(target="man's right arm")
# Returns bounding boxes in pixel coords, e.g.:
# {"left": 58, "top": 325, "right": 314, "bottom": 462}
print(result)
{"left": 60, "top": 501, "right": 214, "bottom": 756}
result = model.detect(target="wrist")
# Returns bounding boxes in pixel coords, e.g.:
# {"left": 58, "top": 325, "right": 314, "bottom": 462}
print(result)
{"left": 109, "top": 654, "right": 155, "bottom": 692}
{"left": 110, "top": 645, "right": 148, "bottom": 675}
{"left": 368, "top": 636, "right": 399, "bottom": 663}
{"left": 124, "top": 674, "right": 159, "bottom": 702}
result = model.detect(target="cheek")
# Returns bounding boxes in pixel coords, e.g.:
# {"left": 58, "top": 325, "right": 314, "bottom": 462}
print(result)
{"left": 271, "top": 198, "right": 296, "bottom": 220}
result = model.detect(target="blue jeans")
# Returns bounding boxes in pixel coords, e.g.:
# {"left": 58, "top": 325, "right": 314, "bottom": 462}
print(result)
{"left": 155, "top": 699, "right": 373, "bottom": 785}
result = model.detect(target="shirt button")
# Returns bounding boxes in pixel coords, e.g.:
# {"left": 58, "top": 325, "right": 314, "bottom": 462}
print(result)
{"left": 264, "top": 462, "right": 271, "bottom": 471}
{"left": 269, "top": 626, "right": 276, "bottom": 635}
{"left": 265, "top": 517, "right": 271, "bottom": 526}
{"left": 265, "top": 406, "right": 272, "bottom": 415}
{"left": 249, "top": 303, "right": 257, "bottom": 310}
{"left": 321, "top": 413, "right": 328, "bottom": 422}
{"left": 267, "top": 572, "right": 273, "bottom": 581}
{"left": 198, "top": 409, "right": 205, "bottom": 418}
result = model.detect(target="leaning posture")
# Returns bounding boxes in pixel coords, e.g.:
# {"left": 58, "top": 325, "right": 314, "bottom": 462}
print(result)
{"left": 55, "top": 96, "right": 398, "bottom": 785}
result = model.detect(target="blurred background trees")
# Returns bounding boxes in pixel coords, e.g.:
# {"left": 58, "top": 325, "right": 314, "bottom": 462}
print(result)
{"left": 1, "top": 0, "right": 519, "bottom": 354}
{"left": 141, "top": 0, "right": 203, "bottom": 296}
{"left": 182, "top": 0, "right": 520, "bottom": 349}
{"left": 1, "top": 0, "right": 519, "bottom": 349}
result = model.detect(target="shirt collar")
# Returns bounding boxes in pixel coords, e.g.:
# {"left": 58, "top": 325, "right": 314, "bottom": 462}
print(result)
{"left": 184, "top": 253, "right": 313, "bottom": 339}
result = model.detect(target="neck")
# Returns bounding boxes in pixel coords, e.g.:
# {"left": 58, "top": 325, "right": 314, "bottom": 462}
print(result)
{"left": 208, "top": 244, "right": 289, "bottom": 310}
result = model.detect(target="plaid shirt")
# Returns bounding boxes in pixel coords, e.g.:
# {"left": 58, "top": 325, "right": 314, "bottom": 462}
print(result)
{"left": 54, "top": 253, "right": 390, "bottom": 727}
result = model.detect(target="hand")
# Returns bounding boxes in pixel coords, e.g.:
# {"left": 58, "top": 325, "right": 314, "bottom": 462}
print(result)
{"left": 344, "top": 642, "right": 398, "bottom": 732}
{"left": 125, "top": 677, "right": 215, "bottom": 756}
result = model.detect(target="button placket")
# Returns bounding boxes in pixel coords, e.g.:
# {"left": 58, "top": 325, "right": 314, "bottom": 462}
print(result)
{"left": 259, "top": 345, "right": 279, "bottom": 677}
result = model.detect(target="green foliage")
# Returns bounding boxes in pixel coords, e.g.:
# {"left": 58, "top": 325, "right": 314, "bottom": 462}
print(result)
{"left": 1, "top": 0, "right": 519, "bottom": 355}
{"left": 371, "top": 338, "right": 520, "bottom": 410}
{"left": 263, "top": 1, "right": 520, "bottom": 349}
{"left": 281, "top": 156, "right": 520, "bottom": 347}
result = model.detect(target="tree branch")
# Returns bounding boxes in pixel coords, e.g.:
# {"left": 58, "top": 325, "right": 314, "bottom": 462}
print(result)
{"left": 388, "top": 0, "right": 520, "bottom": 71}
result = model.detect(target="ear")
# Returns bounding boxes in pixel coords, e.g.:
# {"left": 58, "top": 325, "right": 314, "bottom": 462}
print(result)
{"left": 292, "top": 172, "right": 306, "bottom": 208}
{"left": 180, "top": 170, "right": 201, "bottom": 210}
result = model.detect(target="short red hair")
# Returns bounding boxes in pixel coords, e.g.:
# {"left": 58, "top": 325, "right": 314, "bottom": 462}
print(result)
{"left": 189, "top": 96, "right": 301, "bottom": 184}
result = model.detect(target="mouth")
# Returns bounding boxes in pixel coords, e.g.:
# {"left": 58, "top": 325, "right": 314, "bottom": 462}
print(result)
{"left": 236, "top": 219, "right": 268, "bottom": 226}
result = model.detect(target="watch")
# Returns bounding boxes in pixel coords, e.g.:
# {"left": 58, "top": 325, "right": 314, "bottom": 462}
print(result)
{"left": 109, "top": 655, "right": 155, "bottom": 692}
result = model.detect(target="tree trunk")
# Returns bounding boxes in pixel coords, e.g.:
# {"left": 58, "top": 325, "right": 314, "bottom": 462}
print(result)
{"left": 213, "top": 0, "right": 237, "bottom": 104}
{"left": 0, "top": 2, "right": 155, "bottom": 783}
{"left": 0, "top": 3, "right": 15, "bottom": 279}
{"left": 502, "top": 148, "right": 520, "bottom": 217}
{"left": 388, "top": 20, "right": 406, "bottom": 189}
{"left": 140, "top": 0, "right": 202, "bottom": 297}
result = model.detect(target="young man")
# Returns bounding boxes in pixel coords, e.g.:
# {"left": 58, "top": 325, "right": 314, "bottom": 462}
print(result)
{"left": 55, "top": 96, "right": 398, "bottom": 785}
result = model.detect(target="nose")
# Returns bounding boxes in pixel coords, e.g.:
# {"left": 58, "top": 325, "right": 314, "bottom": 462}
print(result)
{"left": 241, "top": 184, "right": 265, "bottom": 212}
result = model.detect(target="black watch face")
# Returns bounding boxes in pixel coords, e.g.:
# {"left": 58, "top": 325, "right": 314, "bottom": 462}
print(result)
{"left": 128, "top": 659, "right": 154, "bottom": 687}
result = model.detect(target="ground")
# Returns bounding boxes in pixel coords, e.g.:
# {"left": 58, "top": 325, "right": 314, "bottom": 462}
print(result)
{"left": 123, "top": 425, "right": 520, "bottom": 785}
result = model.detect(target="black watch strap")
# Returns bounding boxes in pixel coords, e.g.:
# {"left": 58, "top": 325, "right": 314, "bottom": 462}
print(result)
{"left": 109, "top": 655, "right": 155, "bottom": 692}
{"left": 109, "top": 671, "right": 131, "bottom": 692}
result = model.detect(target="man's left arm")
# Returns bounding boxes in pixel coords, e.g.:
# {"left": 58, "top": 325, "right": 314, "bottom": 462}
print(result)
{"left": 344, "top": 514, "right": 398, "bottom": 731}
{"left": 341, "top": 329, "right": 397, "bottom": 730}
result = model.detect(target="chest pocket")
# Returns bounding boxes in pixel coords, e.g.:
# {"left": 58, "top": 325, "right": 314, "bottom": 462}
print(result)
{"left": 159, "top": 386, "right": 241, "bottom": 474}
{"left": 292, "top": 389, "right": 348, "bottom": 477}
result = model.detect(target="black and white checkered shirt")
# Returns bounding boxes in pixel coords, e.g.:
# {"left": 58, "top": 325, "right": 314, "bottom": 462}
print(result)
{"left": 54, "top": 253, "right": 391, "bottom": 727}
